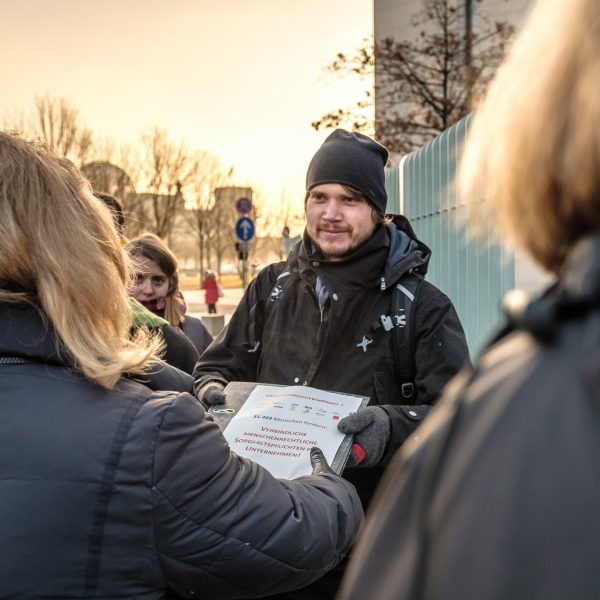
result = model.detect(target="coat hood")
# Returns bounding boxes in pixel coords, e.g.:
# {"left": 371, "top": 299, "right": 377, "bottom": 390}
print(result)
{"left": 382, "top": 215, "right": 431, "bottom": 289}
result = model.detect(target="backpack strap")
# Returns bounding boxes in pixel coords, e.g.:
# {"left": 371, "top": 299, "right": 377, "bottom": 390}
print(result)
{"left": 245, "top": 270, "right": 292, "bottom": 353}
{"left": 392, "top": 271, "right": 424, "bottom": 400}
{"left": 245, "top": 300, "right": 261, "bottom": 353}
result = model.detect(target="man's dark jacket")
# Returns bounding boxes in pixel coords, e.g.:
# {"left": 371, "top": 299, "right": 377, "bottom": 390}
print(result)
{"left": 0, "top": 302, "right": 363, "bottom": 599}
{"left": 194, "top": 218, "right": 470, "bottom": 507}
{"left": 339, "top": 235, "right": 600, "bottom": 600}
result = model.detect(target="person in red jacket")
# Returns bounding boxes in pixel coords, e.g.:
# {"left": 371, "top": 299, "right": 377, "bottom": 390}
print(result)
{"left": 202, "top": 271, "right": 220, "bottom": 313}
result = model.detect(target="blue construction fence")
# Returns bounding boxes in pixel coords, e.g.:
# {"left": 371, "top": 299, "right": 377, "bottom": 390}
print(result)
{"left": 384, "top": 115, "right": 516, "bottom": 356}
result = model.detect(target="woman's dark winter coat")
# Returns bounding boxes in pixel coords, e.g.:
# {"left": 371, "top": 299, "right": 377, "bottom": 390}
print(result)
{"left": 339, "top": 235, "right": 600, "bottom": 600}
{"left": 182, "top": 314, "right": 213, "bottom": 355}
{"left": 0, "top": 302, "right": 363, "bottom": 599}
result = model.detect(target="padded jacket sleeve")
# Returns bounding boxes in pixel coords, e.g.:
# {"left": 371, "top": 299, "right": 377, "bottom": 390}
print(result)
{"left": 151, "top": 392, "right": 364, "bottom": 599}
{"left": 127, "top": 359, "right": 195, "bottom": 393}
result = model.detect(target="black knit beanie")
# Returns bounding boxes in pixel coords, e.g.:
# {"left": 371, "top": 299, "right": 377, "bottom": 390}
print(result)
{"left": 306, "top": 129, "right": 389, "bottom": 215}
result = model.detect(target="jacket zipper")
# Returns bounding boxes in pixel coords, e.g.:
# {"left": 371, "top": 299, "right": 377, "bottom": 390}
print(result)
{"left": 305, "top": 286, "right": 329, "bottom": 385}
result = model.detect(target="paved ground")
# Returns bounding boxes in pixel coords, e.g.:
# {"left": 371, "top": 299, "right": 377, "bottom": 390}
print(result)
{"left": 184, "top": 287, "right": 245, "bottom": 326}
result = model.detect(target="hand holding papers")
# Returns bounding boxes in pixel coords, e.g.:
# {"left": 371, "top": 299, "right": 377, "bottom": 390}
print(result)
{"left": 210, "top": 383, "right": 368, "bottom": 480}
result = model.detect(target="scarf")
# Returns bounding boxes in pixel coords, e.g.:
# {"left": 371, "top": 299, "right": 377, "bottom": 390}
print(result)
{"left": 298, "top": 224, "right": 389, "bottom": 293}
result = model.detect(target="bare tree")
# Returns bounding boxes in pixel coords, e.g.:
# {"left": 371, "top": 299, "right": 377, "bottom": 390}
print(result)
{"left": 0, "top": 107, "right": 27, "bottom": 136}
{"left": 311, "top": 37, "right": 375, "bottom": 138}
{"left": 186, "top": 156, "right": 232, "bottom": 280}
{"left": 2, "top": 95, "right": 93, "bottom": 164}
{"left": 258, "top": 188, "right": 305, "bottom": 260}
{"left": 136, "top": 127, "right": 193, "bottom": 240}
{"left": 32, "top": 95, "right": 94, "bottom": 163}
{"left": 312, "top": 0, "right": 514, "bottom": 155}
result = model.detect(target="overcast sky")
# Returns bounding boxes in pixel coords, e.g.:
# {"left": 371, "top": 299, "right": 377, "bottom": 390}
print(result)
{"left": 3, "top": 0, "right": 372, "bottom": 210}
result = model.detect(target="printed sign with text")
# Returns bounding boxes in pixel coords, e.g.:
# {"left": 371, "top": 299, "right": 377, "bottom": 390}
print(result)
{"left": 222, "top": 384, "right": 366, "bottom": 479}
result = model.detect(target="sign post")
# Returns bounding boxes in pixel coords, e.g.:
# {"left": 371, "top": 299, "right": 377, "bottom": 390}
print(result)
{"left": 236, "top": 196, "right": 253, "bottom": 215}
{"left": 235, "top": 216, "right": 255, "bottom": 288}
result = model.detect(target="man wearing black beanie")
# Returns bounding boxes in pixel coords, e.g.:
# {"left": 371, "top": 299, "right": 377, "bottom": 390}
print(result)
{"left": 193, "top": 129, "right": 470, "bottom": 599}
{"left": 306, "top": 129, "right": 389, "bottom": 216}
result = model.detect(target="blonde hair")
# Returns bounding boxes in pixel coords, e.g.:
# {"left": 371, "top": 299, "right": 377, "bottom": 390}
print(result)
{"left": 459, "top": 0, "right": 600, "bottom": 273}
{"left": 0, "top": 132, "right": 160, "bottom": 388}
{"left": 126, "top": 233, "right": 184, "bottom": 327}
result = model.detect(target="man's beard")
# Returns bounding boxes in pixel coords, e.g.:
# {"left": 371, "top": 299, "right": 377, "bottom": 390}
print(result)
{"left": 313, "top": 230, "right": 358, "bottom": 260}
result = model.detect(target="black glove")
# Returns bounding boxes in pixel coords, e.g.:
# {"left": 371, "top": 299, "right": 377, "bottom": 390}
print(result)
{"left": 310, "top": 447, "right": 335, "bottom": 476}
{"left": 196, "top": 382, "right": 226, "bottom": 408}
{"left": 337, "top": 406, "right": 391, "bottom": 468}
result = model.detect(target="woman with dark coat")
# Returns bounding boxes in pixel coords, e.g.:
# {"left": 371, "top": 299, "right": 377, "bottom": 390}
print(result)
{"left": 127, "top": 233, "right": 214, "bottom": 356}
{"left": 339, "top": 1, "right": 600, "bottom": 598}
{"left": 0, "top": 132, "right": 363, "bottom": 599}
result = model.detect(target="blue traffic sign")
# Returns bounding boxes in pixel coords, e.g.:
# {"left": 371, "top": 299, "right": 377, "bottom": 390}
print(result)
{"left": 236, "top": 196, "right": 253, "bottom": 214}
{"left": 235, "top": 216, "right": 255, "bottom": 241}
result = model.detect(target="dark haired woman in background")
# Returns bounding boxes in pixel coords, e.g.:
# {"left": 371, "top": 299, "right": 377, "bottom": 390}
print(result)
{"left": 127, "top": 232, "right": 213, "bottom": 355}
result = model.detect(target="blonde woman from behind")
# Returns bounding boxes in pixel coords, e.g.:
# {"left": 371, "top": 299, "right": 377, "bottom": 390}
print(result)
{"left": 0, "top": 131, "right": 363, "bottom": 599}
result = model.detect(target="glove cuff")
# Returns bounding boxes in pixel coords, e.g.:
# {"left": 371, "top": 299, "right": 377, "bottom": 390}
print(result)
{"left": 194, "top": 380, "right": 225, "bottom": 403}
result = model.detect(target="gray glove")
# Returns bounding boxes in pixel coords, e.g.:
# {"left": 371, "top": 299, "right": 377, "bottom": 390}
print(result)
{"left": 337, "top": 406, "right": 391, "bottom": 468}
{"left": 196, "top": 382, "right": 226, "bottom": 408}
{"left": 310, "top": 447, "right": 335, "bottom": 476}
